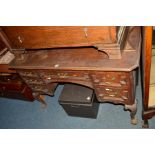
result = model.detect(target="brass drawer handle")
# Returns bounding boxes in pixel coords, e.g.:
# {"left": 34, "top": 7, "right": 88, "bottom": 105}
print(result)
{"left": 105, "top": 82, "right": 111, "bottom": 85}
{"left": 57, "top": 73, "right": 68, "bottom": 78}
{"left": 105, "top": 88, "right": 111, "bottom": 91}
{"left": 111, "top": 76, "right": 116, "bottom": 80}
{"left": 94, "top": 79, "right": 99, "bottom": 83}
{"left": 122, "top": 96, "right": 128, "bottom": 100}
{"left": 46, "top": 77, "right": 51, "bottom": 80}
{"left": 120, "top": 80, "right": 126, "bottom": 85}
{"left": 109, "top": 94, "right": 115, "bottom": 97}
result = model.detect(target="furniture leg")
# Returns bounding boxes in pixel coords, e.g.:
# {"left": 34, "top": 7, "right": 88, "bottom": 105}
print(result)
{"left": 36, "top": 94, "right": 47, "bottom": 108}
{"left": 125, "top": 99, "right": 138, "bottom": 125}
{"left": 142, "top": 119, "right": 149, "bottom": 128}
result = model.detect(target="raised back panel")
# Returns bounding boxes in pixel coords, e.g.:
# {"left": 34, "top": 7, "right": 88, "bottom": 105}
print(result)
{"left": 2, "top": 26, "right": 117, "bottom": 50}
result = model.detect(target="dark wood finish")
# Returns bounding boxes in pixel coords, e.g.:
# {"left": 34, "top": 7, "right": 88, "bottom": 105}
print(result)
{"left": 0, "top": 36, "right": 34, "bottom": 102}
{"left": 0, "top": 64, "right": 16, "bottom": 73}
{"left": 0, "top": 27, "right": 12, "bottom": 52}
{"left": 10, "top": 38, "right": 141, "bottom": 124}
{"left": 1, "top": 26, "right": 138, "bottom": 59}
{"left": 15, "top": 69, "right": 134, "bottom": 105}
{"left": 10, "top": 47, "right": 140, "bottom": 71}
{"left": 142, "top": 26, "right": 155, "bottom": 128}
{"left": 1, "top": 26, "right": 117, "bottom": 48}
{"left": 0, "top": 26, "right": 141, "bottom": 124}
{"left": 0, "top": 39, "right": 6, "bottom": 51}
{"left": 143, "top": 27, "right": 153, "bottom": 110}
{"left": 0, "top": 73, "right": 34, "bottom": 101}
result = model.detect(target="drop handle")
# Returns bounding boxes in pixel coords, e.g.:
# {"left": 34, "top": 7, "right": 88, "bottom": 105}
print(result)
{"left": 120, "top": 80, "right": 126, "bottom": 85}
{"left": 122, "top": 96, "right": 128, "bottom": 100}
{"left": 46, "top": 77, "right": 51, "bottom": 80}
{"left": 94, "top": 79, "right": 99, "bottom": 83}
{"left": 18, "top": 36, "right": 24, "bottom": 43}
{"left": 109, "top": 94, "right": 115, "bottom": 97}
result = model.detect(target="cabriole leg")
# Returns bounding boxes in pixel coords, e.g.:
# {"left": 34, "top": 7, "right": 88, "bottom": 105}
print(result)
{"left": 125, "top": 99, "right": 138, "bottom": 125}
{"left": 36, "top": 95, "right": 47, "bottom": 108}
{"left": 33, "top": 93, "right": 47, "bottom": 108}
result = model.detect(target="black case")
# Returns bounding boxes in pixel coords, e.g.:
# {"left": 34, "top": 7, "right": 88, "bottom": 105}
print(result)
{"left": 59, "top": 84, "right": 99, "bottom": 118}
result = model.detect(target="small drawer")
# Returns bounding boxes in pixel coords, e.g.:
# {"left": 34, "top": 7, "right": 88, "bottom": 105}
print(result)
{"left": 18, "top": 70, "right": 39, "bottom": 78}
{"left": 22, "top": 77, "right": 44, "bottom": 85}
{"left": 91, "top": 72, "right": 129, "bottom": 87}
{"left": 28, "top": 84, "right": 49, "bottom": 93}
{"left": 95, "top": 86, "right": 129, "bottom": 102}
{"left": 39, "top": 70, "right": 90, "bottom": 81}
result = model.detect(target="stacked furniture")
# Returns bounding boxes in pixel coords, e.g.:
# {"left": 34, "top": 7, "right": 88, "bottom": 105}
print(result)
{"left": 0, "top": 31, "right": 34, "bottom": 101}
{"left": 0, "top": 26, "right": 141, "bottom": 124}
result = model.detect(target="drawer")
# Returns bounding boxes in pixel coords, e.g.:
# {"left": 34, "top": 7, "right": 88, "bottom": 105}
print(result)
{"left": 91, "top": 72, "right": 129, "bottom": 87}
{"left": 28, "top": 83, "right": 57, "bottom": 95}
{"left": 22, "top": 76, "right": 44, "bottom": 85}
{"left": 95, "top": 86, "right": 129, "bottom": 102}
{"left": 39, "top": 70, "right": 90, "bottom": 82}
{"left": 28, "top": 84, "right": 49, "bottom": 93}
{"left": 18, "top": 70, "right": 39, "bottom": 78}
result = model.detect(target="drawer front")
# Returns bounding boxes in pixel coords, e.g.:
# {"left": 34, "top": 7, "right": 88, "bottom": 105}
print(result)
{"left": 95, "top": 86, "right": 130, "bottom": 103}
{"left": 28, "top": 84, "right": 49, "bottom": 93}
{"left": 39, "top": 70, "right": 90, "bottom": 82}
{"left": 18, "top": 70, "right": 39, "bottom": 78}
{"left": 91, "top": 72, "right": 129, "bottom": 87}
{"left": 17, "top": 69, "right": 58, "bottom": 95}
{"left": 22, "top": 76, "right": 44, "bottom": 85}
{"left": 24, "top": 82, "right": 57, "bottom": 95}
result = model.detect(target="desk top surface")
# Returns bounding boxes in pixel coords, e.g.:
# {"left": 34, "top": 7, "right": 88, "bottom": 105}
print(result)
{"left": 10, "top": 45, "right": 140, "bottom": 72}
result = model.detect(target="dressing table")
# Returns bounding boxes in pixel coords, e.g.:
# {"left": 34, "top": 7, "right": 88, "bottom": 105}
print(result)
{"left": 0, "top": 26, "right": 141, "bottom": 124}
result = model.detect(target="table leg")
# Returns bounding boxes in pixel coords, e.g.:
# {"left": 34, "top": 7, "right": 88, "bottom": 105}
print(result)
{"left": 125, "top": 99, "right": 138, "bottom": 125}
